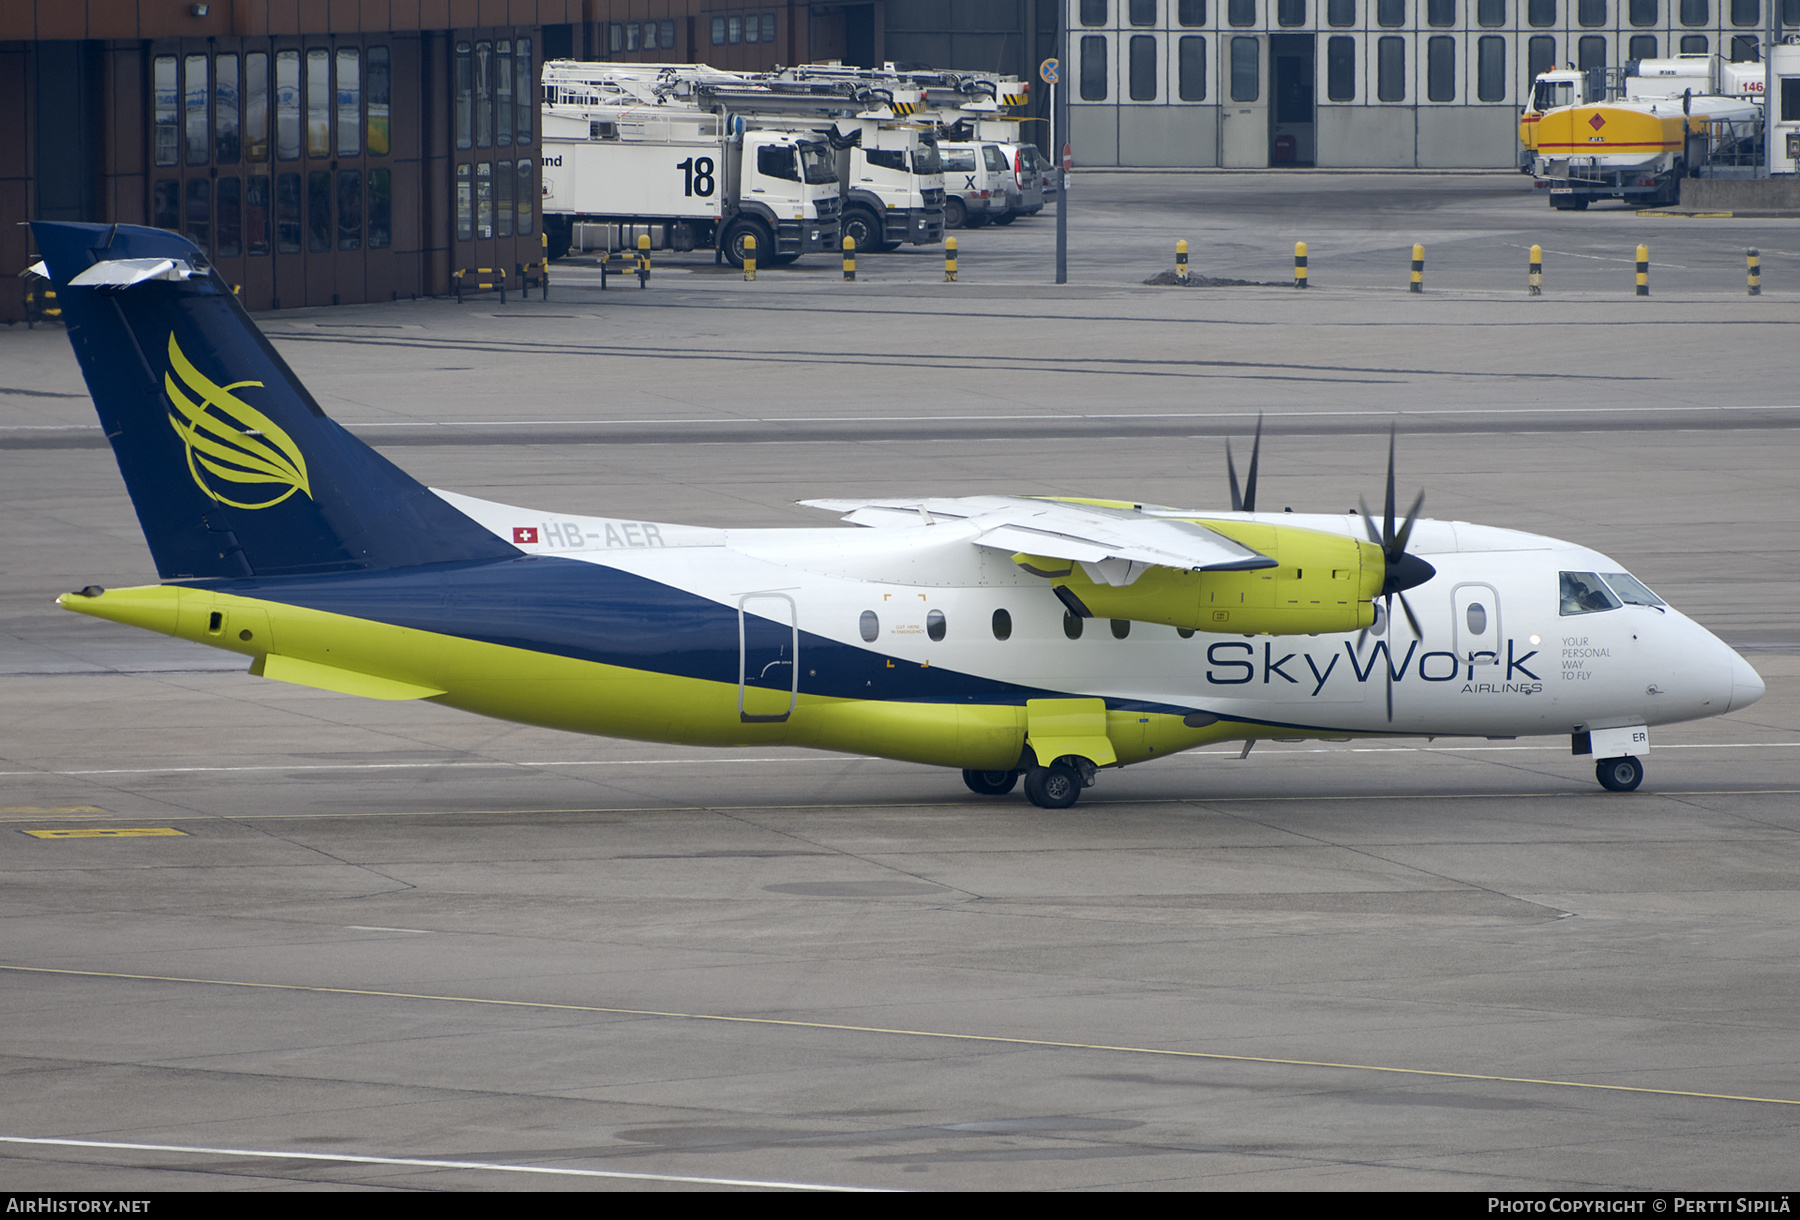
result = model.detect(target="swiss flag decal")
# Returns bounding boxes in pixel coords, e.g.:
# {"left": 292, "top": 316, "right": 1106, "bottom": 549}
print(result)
{"left": 513, "top": 526, "right": 539, "bottom": 544}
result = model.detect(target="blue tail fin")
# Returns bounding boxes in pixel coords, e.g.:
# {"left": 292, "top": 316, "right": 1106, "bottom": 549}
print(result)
{"left": 32, "top": 221, "right": 517, "bottom": 580}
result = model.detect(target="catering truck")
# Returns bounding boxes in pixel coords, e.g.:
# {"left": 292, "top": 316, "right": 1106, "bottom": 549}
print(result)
{"left": 539, "top": 62, "right": 842, "bottom": 265}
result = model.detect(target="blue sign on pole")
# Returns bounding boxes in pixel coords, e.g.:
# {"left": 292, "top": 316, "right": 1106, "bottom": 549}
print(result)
{"left": 1039, "top": 58, "right": 1059, "bottom": 85}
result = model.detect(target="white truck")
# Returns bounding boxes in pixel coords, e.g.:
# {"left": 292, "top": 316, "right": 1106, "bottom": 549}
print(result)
{"left": 539, "top": 62, "right": 842, "bottom": 266}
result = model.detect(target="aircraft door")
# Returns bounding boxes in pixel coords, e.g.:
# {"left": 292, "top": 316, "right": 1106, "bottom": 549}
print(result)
{"left": 1453, "top": 583, "right": 1501, "bottom": 667}
{"left": 739, "top": 593, "right": 798, "bottom": 723}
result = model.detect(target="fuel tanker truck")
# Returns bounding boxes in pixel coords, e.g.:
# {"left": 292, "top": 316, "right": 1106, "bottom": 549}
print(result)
{"left": 1524, "top": 54, "right": 1764, "bottom": 209}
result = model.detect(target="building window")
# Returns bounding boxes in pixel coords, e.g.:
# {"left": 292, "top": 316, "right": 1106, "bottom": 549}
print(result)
{"left": 495, "top": 160, "right": 513, "bottom": 237}
{"left": 245, "top": 53, "right": 268, "bottom": 161}
{"left": 216, "top": 54, "right": 240, "bottom": 164}
{"left": 1680, "top": 0, "right": 1707, "bottom": 21}
{"left": 307, "top": 169, "right": 332, "bottom": 252}
{"left": 1179, "top": 35, "right": 1207, "bottom": 98}
{"left": 1579, "top": 34, "right": 1607, "bottom": 69}
{"left": 712, "top": 17, "right": 725, "bottom": 45}
{"left": 217, "top": 177, "right": 242, "bottom": 257}
{"left": 455, "top": 43, "right": 474, "bottom": 151}
{"left": 1328, "top": 34, "right": 1355, "bottom": 99}
{"left": 1130, "top": 35, "right": 1158, "bottom": 99}
{"left": 1179, "top": 0, "right": 1207, "bottom": 21}
{"left": 337, "top": 168, "right": 362, "bottom": 249}
{"left": 1080, "top": 0, "right": 1108, "bottom": 23}
{"left": 455, "top": 163, "right": 472, "bottom": 241}
{"left": 1629, "top": 33, "right": 1659, "bottom": 56}
{"left": 1479, "top": 0, "right": 1506, "bottom": 24}
{"left": 666, "top": 20, "right": 681, "bottom": 49}
{"left": 306, "top": 48, "right": 330, "bottom": 159}
{"left": 610, "top": 23, "right": 623, "bottom": 52}
{"left": 276, "top": 172, "right": 302, "bottom": 252}
{"left": 517, "top": 159, "right": 534, "bottom": 234}
{"left": 1730, "top": 33, "right": 1760, "bottom": 59}
{"left": 336, "top": 48, "right": 360, "bottom": 158}
{"left": 368, "top": 168, "right": 391, "bottom": 249}
{"left": 474, "top": 41, "right": 492, "bottom": 149}
{"left": 1378, "top": 35, "right": 1406, "bottom": 99}
{"left": 1630, "top": 0, "right": 1659, "bottom": 22}
{"left": 1278, "top": 0, "right": 1305, "bottom": 23}
{"left": 626, "top": 23, "right": 640, "bottom": 51}
{"left": 1230, "top": 0, "right": 1257, "bottom": 23}
{"left": 516, "top": 41, "right": 534, "bottom": 145}
{"left": 1081, "top": 35, "right": 1108, "bottom": 100}
{"left": 154, "top": 56, "right": 178, "bottom": 167}
{"left": 185, "top": 54, "right": 209, "bottom": 166}
{"left": 1378, "top": 0, "right": 1406, "bottom": 27}
{"left": 1328, "top": 0, "right": 1356, "bottom": 25}
{"left": 1428, "top": 35, "right": 1455, "bottom": 100}
{"left": 1427, "top": 0, "right": 1455, "bottom": 25}
{"left": 365, "top": 48, "right": 389, "bottom": 156}
{"left": 153, "top": 179, "right": 179, "bottom": 230}
{"left": 185, "top": 178, "right": 210, "bottom": 250}
{"left": 1130, "top": 0, "right": 1158, "bottom": 23}
{"left": 476, "top": 161, "right": 493, "bottom": 238}
{"left": 1731, "top": 0, "right": 1759, "bottom": 22}
{"left": 496, "top": 42, "right": 513, "bottom": 147}
{"left": 276, "top": 50, "right": 301, "bottom": 160}
{"left": 1681, "top": 33, "right": 1709, "bottom": 50}
{"left": 245, "top": 174, "right": 270, "bottom": 255}
{"left": 1578, "top": 0, "right": 1608, "bottom": 24}
{"left": 1530, "top": 0, "right": 1557, "bottom": 22}
{"left": 761, "top": 15, "right": 776, "bottom": 42}
{"left": 1529, "top": 35, "right": 1556, "bottom": 80}
{"left": 728, "top": 16, "right": 742, "bottom": 43}
{"left": 1478, "top": 35, "right": 1505, "bottom": 100}
{"left": 742, "top": 16, "right": 755, "bottom": 44}
{"left": 1231, "top": 36, "right": 1260, "bottom": 100}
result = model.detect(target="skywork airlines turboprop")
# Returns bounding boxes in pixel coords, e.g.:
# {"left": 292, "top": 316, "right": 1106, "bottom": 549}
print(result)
{"left": 37, "top": 221, "right": 1764, "bottom": 808}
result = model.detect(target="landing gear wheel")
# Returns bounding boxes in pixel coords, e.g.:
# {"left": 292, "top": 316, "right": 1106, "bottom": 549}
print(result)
{"left": 1596, "top": 755, "right": 1644, "bottom": 792}
{"left": 944, "top": 196, "right": 968, "bottom": 229}
{"left": 1023, "top": 764, "right": 1081, "bottom": 809}
{"left": 963, "top": 768, "right": 1019, "bottom": 796}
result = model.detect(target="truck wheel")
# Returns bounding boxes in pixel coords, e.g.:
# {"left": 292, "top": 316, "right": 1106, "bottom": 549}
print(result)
{"left": 841, "top": 207, "right": 880, "bottom": 253}
{"left": 944, "top": 197, "right": 967, "bottom": 229}
{"left": 544, "top": 219, "right": 573, "bottom": 261}
{"left": 991, "top": 210, "right": 1016, "bottom": 226}
{"left": 720, "top": 219, "right": 770, "bottom": 269}
{"left": 1550, "top": 197, "right": 1588, "bottom": 211}
{"left": 965, "top": 211, "right": 990, "bottom": 229}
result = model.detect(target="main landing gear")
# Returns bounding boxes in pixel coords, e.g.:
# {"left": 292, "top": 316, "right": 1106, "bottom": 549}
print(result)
{"left": 1596, "top": 755, "right": 1644, "bottom": 792}
{"left": 962, "top": 759, "right": 1094, "bottom": 809}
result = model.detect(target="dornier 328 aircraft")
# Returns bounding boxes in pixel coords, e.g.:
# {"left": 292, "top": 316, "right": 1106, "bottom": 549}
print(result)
{"left": 35, "top": 221, "right": 1765, "bottom": 809}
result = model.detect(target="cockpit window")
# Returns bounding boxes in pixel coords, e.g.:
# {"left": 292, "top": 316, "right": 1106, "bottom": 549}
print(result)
{"left": 1600, "top": 571, "right": 1665, "bottom": 608}
{"left": 1560, "top": 571, "right": 1622, "bottom": 616}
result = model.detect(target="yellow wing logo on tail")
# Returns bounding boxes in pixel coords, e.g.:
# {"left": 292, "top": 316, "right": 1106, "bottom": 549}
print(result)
{"left": 163, "top": 333, "right": 312, "bottom": 509}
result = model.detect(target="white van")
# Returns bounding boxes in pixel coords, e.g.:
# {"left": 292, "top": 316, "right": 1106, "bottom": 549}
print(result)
{"left": 937, "top": 142, "right": 1012, "bottom": 229}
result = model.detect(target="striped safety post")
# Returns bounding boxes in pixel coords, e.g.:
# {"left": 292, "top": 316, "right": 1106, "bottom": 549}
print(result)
{"left": 1294, "top": 241, "right": 1308, "bottom": 289}
{"left": 945, "top": 236, "right": 958, "bottom": 282}
{"left": 1635, "top": 243, "right": 1649, "bottom": 297}
{"left": 843, "top": 235, "right": 856, "bottom": 282}
{"left": 1747, "top": 247, "right": 1761, "bottom": 296}
{"left": 636, "top": 233, "right": 651, "bottom": 288}
{"left": 1529, "top": 244, "right": 1542, "bottom": 296}
{"left": 1176, "top": 239, "right": 1189, "bottom": 283}
{"left": 743, "top": 233, "right": 756, "bottom": 282}
{"left": 1409, "top": 244, "right": 1424, "bottom": 294}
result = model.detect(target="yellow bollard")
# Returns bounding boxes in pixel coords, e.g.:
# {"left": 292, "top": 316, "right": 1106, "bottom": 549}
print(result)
{"left": 945, "top": 236, "right": 958, "bottom": 283}
{"left": 1635, "top": 243, "right": 1649, "bottom": 296}
{"left": 1747, "top": 247, "right": 1761, "bottom": 296}
{"left": 1409, "top": 243, "right": 1424, "bottom": 293}
{"left": 1176, "top": 239, "right": 1189, "bottom": 283}
{"left": 636, "top": 233, "right": 651, "bottom": 288}
{"left": 743, "top": 233, "right": 756, "bottom": 281}
{"left": 1294, "top": 241, "right": 1308, "bottom": 289}
{"left": 843, "top": 234, "right": 856, "bottom": 282}
{"left": 1529, "top": 244, "right": 1542, "bottom": 296}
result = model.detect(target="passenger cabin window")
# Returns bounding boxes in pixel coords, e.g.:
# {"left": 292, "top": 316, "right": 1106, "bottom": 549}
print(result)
{"left": 1560, "top": 572, "right": 1622, "bottom": 616}
{"left": 1110, "top": 619, "right": 1131, "bottom": 639}
{"left": 927, "top": 610, "right": 947, "bottom": 642}
{"left": 992, "top": 609, "right": 1012, "bottom": 640}
{"left": 1064, "top": 613, "right": 1085, "bottom": 640}
{"left": 860, "top": 611, "right": 880, "bottom": 642}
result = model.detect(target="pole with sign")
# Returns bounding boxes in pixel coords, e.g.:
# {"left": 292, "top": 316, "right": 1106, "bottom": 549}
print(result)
{"left": 1050, "top": 4, "right": 1070, "bottom": 284}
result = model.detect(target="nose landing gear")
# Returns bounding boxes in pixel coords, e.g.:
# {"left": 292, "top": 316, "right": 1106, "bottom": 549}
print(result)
{"left": 1596, "top": 755, "right": 1644, "bottom": 792}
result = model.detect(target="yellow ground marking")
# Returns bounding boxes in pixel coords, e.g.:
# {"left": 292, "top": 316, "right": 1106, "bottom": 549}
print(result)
{"left": 20, "top": 828, "right": 186, "bottom": 839}
{"left": 3, "top": 964, "right": 1794, "bottom": 1109}
{"left": 0, "top": 807, "right": 107, "bottom": 814}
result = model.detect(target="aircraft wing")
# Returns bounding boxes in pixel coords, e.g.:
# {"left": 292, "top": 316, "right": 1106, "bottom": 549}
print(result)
{"left": 800, "top": 495, "right": 1274, "bottom": 585}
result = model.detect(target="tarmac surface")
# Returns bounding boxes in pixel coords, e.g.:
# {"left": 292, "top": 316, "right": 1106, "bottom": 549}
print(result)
{"left": 2, "top": 172, "right": 1797, "bottom": 1191}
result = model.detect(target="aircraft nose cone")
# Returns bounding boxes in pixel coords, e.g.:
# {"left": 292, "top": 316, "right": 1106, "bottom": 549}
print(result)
{"left": 1728, "top": 649, "right": 1765, "bottom": 713}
